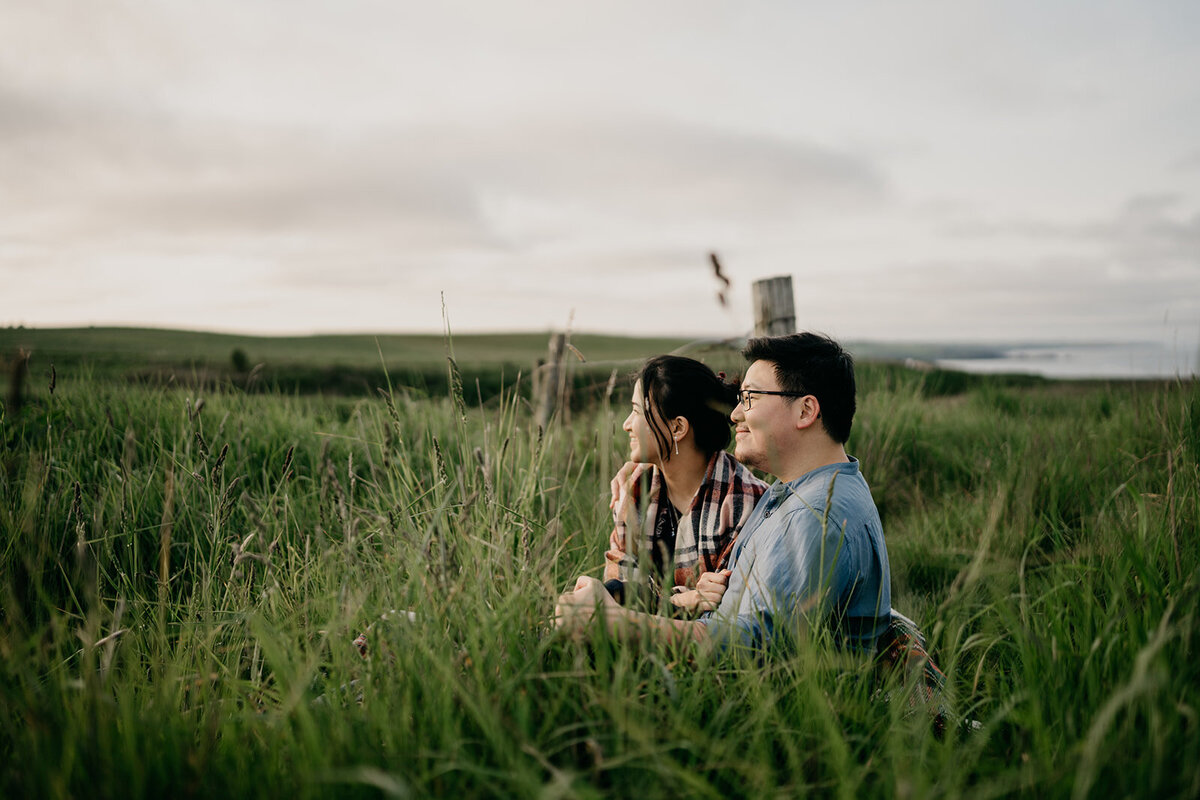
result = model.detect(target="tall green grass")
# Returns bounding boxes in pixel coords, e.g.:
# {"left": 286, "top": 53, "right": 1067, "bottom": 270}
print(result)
{"left": 1, "top": 358, "right": 1197, "bottom": 798}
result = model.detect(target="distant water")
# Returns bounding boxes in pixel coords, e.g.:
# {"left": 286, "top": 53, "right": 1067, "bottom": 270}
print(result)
{"left": 936, "top": 342, "right": 1199, "bottom": 380}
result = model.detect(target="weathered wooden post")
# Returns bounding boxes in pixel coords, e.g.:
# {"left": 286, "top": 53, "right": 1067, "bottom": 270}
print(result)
{"left": 752, "top": 275, "right": 796, "bottom": 336}
{"left": 535, "top": 332, "right": 566, "bottom": 430}
{"left": 5, "top": 349, "right": 29, "bottom": 416}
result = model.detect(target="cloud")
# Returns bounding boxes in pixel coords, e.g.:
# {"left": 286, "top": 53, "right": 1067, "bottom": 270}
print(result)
{"left": 942, "top": 194, "right": 1200, "bottom": 278}
{"left": 474, "top": 117, "right": 887, "bottom": 208}
{"left": 0, "top": 83, "right": 890, "bottom": 265}
{"left": 3, "top": 1, "right": 1198, "bottom": 344}
{"left": 1171, "top": 149, "right": 1200, "bottom": 171}
{"left": 786, "top": 251, "right": 1196, "bottom": 344}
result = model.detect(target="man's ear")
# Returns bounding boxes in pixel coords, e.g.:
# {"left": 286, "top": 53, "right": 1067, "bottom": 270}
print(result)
{"left": 794, "top": 395, "right": 822, "bottom": 431}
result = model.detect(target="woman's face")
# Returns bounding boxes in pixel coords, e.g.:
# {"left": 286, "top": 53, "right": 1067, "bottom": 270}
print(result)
{"left": 622, "top": 380, "right": 661, "bottom": 464}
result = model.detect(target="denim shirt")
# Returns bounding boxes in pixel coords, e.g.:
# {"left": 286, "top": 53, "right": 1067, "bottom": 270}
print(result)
{"left": 700, "top": 457, "right": 892, "bottom": 654}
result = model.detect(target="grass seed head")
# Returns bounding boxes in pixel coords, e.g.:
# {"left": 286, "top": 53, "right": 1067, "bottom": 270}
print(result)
{"left": 281, "top": 445, "right": 294, "bottom": 483}
{"left": 210, "top": 443, "right": 228, "bottom": 486}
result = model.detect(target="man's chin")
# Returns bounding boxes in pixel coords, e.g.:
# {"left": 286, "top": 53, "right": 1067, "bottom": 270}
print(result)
{"left": 733, "top": 447, "right": 761, "bottom": 470}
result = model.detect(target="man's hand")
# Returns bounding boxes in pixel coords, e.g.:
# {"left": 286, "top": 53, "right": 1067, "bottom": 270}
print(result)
{"left": 555, "top": 576, "right": 619, "bottom": 632}
{"left": 695, "top": 569, "right": 732, "bottom": 611}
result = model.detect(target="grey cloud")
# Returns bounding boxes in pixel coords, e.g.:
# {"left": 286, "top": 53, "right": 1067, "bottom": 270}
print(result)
{"left": 942, "top": 194, "right": 1200, "bottom": 278}
{"left": 97, "top": 160, "right": 488, "bottom": 241}
{"left": 493, "top": 247, "right": 716, "bottom": 292}
{"left": 870, "top": 252, "right": 1198, "bottom": 342}
{"left": 0, "top": 87, "right": 494, "bottom": 250}
{"left": 467, "top": 116, "right": 889, "bottom": 218}
{"left": 2, "top": 89, "right": 890, "bottom": 269}
{"left": 1171, "top": 149, "right": 1200, "bottom": 171}
{"left": 1103, "top": 196, "right": 1200, "bottom": 272}
{"left": 0, "top": 86, "right": 67, "bottom": 138}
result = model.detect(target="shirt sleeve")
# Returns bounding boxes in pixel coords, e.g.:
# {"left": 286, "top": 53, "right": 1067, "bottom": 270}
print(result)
{"left": 702, "top": 501, "right": 852, "bottom": 652}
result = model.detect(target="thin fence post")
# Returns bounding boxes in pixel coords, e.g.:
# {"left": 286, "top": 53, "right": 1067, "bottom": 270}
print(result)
{"left": 6, "top": 349, "right": 29, "bottom": 416}
{"left": 752, "top": 276, "right": 796, "bottom": 336}
{"left": 535, "top": 333, "right": 566, "bottom": 430}
{"left": 600, "top": 367, "right": 619, "bottom": 491}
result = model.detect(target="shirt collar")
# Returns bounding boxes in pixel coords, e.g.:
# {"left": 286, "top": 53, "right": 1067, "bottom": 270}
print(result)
{"left": 765, "top": 456, "right": 860, "bottom": 505}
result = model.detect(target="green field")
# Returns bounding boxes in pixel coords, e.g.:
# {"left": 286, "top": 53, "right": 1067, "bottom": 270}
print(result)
{"left": 0, "top": 327, "right": 700, "bottom": 400}
{"left": 0, "top": 326, "right": 1039, "bottom": 401}
{"left": 1, "top": 329, "right": 1197, "bottom": 798}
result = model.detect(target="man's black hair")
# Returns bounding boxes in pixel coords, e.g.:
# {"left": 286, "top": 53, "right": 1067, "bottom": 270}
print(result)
{"left": 741, "top": 332, "right": 856, "bottom": 444}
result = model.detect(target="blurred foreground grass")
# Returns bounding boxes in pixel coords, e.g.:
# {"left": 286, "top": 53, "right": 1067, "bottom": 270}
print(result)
{"left": 1, "top": 333, "right": 1198, "bottom": 798}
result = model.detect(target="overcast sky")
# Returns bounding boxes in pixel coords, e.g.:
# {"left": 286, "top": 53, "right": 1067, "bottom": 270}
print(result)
{"left": 2, "top": 1, "right": 1198, "bottom": 348}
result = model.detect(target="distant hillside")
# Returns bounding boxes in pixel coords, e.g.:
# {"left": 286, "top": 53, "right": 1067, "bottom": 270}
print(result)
{"left": 0, "top": 326, "right": 1011, "bottom": 370}
{"left": 0, "top": 326, "right": 697, "bottom": 370}
{"left": 0, "top": 327, "right": 705, "bottom": 399}
{"left": 2, "top": 326, "right": 1054, "bottom": 402}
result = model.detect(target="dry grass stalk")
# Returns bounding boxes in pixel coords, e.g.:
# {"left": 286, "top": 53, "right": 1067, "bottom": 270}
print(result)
{"left": 122, "top": 427, "right": 137, "bottom": 474}
{"left": 281, "top": 445, "right": 295, "bottom": 484}
{"left": 159, "top": 457, "right": 175, "bottom": 596}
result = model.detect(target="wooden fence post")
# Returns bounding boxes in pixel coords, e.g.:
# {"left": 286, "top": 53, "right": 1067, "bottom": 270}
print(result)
{"left": 535, "top": 333, "right": 566, "bottom": 430}
{"left": 752, "top": 276, "right": 796, "bottom": 336}
{"left": 5, "top": 349, "right": 29, "bottom": 416}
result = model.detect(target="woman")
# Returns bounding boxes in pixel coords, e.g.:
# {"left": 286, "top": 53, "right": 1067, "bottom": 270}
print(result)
{"left": 603, "top": 355, "right": 767, "bottom": 614}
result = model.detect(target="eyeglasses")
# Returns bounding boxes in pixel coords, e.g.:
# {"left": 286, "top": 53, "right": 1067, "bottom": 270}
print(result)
{"left": 737, "top": 388, "right": 806, "bottom": 410}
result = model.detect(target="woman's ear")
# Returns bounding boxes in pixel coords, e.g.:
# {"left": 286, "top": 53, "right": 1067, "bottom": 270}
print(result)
{"left": 671, "top": 416, "right": 690, "bottom": 441}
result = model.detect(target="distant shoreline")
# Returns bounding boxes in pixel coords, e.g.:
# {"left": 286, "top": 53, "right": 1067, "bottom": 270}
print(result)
{"left": 932, "top": 342, "right": 1198, "bottom": 380}
{"left": 2, "top": 326, "right": 1194, "bottom": 381}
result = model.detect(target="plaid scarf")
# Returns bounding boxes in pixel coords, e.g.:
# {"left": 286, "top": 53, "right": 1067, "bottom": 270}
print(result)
{"left": 875, "top": 609, "right": 954, "bottom": 737}
{"left": 604, "top": 451, "right": 767, "bottom": 597}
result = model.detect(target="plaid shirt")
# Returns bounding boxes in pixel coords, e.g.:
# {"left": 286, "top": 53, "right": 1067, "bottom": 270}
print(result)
{"left": 604, "top": 451, "right": 767, "bottom": 597}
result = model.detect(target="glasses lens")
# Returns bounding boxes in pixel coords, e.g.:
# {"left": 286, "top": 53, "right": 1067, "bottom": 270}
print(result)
{"left": 741, "top": 390, "right": 751, "bottom": 409}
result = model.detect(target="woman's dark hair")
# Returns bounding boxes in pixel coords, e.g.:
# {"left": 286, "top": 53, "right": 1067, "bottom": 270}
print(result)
{"left": 637, "top": 355, "right": 739, "bottom": 460}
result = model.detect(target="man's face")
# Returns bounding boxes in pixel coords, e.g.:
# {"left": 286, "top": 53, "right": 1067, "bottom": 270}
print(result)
{"left": 622, "top": 380, "right": 660, "bottom": 464}
{"left": 732, "top": 360, "right": 796, "bottom": 474}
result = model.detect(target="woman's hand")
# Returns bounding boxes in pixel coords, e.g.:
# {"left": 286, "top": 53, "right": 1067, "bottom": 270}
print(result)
{"left": 669, "top": 569, "right": 732, "bottom": 613}
{"left": 669, "top": 588, "right": 702, "bottom": 611}
{"left": 609, "top": 460, "right": 638, "bottom": 511}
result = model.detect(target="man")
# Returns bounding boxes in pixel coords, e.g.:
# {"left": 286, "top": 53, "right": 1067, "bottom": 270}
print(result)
{"left": 555, "top": 332, "right": 892, "bottom": 655}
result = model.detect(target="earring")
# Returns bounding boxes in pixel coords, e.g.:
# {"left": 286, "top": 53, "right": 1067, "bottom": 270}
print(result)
{"left": 674, "top": 438, "right": 680, "bottom": 455}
